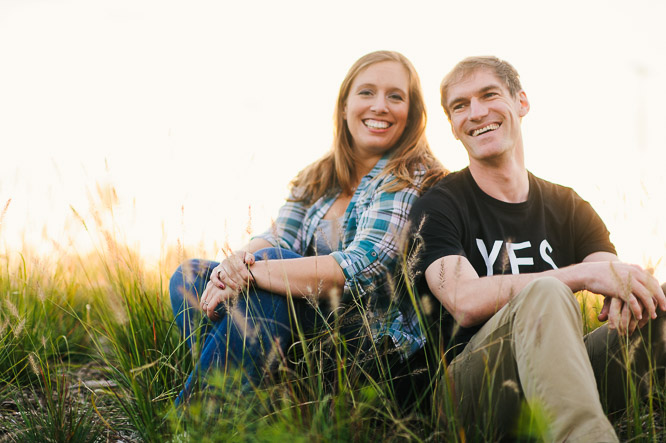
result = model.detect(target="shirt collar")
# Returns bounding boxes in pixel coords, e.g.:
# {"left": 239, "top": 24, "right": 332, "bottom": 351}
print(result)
{"left": 364, "top": 153, "right": 390, "bottom": 180}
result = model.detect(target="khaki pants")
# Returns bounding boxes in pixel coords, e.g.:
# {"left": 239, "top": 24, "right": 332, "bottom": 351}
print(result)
{"left": 448, "top": 277, "right": 666, "bottom": 442}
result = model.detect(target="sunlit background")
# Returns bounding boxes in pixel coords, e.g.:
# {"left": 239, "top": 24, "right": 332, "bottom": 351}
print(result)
{"left": 1, "top": 0, "right": 665, "bottom": 281}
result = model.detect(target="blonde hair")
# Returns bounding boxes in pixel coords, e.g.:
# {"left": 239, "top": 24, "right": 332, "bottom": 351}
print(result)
{"left": 291, "top": 50, "right": 445, "bottom": 205}
{"left": 440, "top": 56, "right": 522, "bottom": 118}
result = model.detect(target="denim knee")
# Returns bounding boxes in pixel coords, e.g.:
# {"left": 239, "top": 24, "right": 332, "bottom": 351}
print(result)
{"left": 253, "top": 247, "right": 301, "bottom": 261}
{"left": 170, "top": 259, "right": 197, "bottom": 304}
{"left": 169, "top": 258, "right": 216, "bottom": 308}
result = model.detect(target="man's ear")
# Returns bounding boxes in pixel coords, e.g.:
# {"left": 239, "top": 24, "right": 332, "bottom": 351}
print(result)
{"left": 518, "top": 90, "right": 530, "bottom": 117}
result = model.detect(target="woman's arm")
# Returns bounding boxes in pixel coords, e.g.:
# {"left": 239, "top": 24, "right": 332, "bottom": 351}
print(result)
{"left": 209, "top": 191, "right": 308, "bottom": 292}
{"left": 208, "top": 238, "right": 272, "bottom": 291}
{"left": 250, "top": 254, "right": 345, "bottom": 298}
{"left": 329, "top": 176, "right": 422, "bottom": 297}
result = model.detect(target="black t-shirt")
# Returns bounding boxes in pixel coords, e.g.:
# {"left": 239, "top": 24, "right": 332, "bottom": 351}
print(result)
{"left": 408, "top": 168, "right": 616, "bottom": 357}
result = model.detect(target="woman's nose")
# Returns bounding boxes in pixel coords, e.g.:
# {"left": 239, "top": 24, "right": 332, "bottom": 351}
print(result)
{"left": 370, "top": 96, "right": 389, "bottom": 113}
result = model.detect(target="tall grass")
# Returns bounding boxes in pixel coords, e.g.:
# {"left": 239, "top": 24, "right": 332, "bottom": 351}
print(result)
{"left": 1, "top": 187, "right": 665, "bottom": 442}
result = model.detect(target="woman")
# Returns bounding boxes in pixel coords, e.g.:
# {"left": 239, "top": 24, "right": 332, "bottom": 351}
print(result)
{"left": 169, "top": 50, "right": 445, "bottom": 404}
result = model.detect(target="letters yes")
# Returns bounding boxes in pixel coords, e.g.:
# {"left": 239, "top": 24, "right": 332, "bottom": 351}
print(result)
{"left": 476, "top": 239, "right": 558, "bottom": 276}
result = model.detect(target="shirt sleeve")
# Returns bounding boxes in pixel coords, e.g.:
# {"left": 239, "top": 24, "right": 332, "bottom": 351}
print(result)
{"left": 252, "top": 192, "right": 306, "bottom": 251}
{"left": 330, "top": 176, "right": 423, "bottom": 298}
{"left": 407, "top": 185, "right": 465, "bottom": 277}
{"left": 572, "top": 194, "right": 616, "bottom": 261}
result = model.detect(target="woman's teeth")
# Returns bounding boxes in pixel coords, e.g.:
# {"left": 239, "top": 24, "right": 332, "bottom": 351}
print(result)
{"left": 364, "top": 119, "right": 390, "bottom": 129}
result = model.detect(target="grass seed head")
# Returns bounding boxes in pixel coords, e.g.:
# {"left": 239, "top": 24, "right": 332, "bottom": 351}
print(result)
{"left": 328, "top": 286, "right": 340, "bottom": 311}
{"left": 13, "top": 317, "right": 25, "bottom": 338}
{"left": 28, "top": 353, "right": 40, "bottom": 377}
{"left": 420, "top": 294, "right": 434, "bottom": 316}
{"left": 5, "top": 298, "right": 19, "bottom": 319}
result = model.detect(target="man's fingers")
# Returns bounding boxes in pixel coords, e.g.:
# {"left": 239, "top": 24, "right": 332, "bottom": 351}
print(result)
{"left": 620, "top": 302, "right": 633, "bottom": 335}
{"left": 631, "top": 277, "right": 657, "bottom": 319}
{"left": 627, "top": 319, "right": 638, "bottom": 336}
{"left": 607, "top": 297, "right": 622, "bottom": 331}
{"left": 624, "top": 289, "right": 644, "bottom": 321}
{"left": 655, "top": 280, "right": 666, "bottom": 311}
{"left": 598, "top": 296, "right": 611, "bottom": 322}
{"left": 631, "top": 267, "right": 663, "bottom": 316}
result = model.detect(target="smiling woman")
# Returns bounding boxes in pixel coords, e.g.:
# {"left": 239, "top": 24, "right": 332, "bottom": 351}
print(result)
{"left": 344, "top": 61, "right": 410, "bottom": 163}
{"left": 168, "top": 50, "right": 446, "bottom": 404}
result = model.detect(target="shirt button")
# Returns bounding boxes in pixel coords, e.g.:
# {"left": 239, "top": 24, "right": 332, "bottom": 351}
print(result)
{"left": 371, "top": 252, "right": 377, "bottom": 257}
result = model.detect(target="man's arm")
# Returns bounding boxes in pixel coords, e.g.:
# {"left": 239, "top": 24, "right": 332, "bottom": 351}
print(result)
{"left": 425, "top": 253, "right": 665, "bottom": 329}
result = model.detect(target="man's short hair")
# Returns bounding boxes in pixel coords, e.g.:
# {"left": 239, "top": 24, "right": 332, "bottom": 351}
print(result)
{"left": 440, "top": 56, "right": 522, "bottom": 118}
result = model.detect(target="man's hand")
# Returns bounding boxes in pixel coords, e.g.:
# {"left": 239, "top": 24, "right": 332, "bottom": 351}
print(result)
{"left": 582, "top": 261, "right": 665, "bottom": 325}
{"left": 592, "top": 261, "right": 664, "bottom": 335}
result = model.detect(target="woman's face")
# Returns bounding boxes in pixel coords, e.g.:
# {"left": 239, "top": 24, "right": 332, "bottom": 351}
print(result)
{"left": 344, "top": 61, "right": 410, "bottom": 160}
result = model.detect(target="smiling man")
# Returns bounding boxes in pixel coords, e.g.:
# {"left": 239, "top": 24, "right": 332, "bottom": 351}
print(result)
{"left": 408, "top": 56, "right": 666, "bottom": 441}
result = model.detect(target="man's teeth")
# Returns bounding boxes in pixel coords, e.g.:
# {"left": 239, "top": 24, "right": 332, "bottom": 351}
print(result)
{"left": 472, "top": 124, "right": 499, "bottom": 137}
{"left": 364, "top": 119, "right": 390, "bottom": 129}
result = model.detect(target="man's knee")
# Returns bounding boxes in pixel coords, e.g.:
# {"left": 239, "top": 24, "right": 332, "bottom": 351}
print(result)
{"left": 513, "top": 277, "right": 579, "bottom": 321}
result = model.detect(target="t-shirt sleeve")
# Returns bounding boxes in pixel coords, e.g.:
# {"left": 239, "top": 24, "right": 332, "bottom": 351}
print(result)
{"left": 408, "top": 188, "right": 466, "bottom": 278}
{"left": 572, "top": 195, "right": 616, "bottom": 261}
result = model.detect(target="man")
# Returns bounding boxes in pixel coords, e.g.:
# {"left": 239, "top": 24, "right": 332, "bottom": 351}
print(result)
{"left": 408, "top": 56, "right": 666, "bottom": 441}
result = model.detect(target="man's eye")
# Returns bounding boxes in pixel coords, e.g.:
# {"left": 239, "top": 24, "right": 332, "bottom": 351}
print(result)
{"left": 452, "top": 103, "right": 466, "bottom": 111}
{"left": 484, "top": 92, "right": 498, "bottom": 99}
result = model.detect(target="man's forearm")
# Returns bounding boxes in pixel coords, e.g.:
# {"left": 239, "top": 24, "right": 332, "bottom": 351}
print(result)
{"left": 426, "top": 253, "right": 663, "bottom": 329}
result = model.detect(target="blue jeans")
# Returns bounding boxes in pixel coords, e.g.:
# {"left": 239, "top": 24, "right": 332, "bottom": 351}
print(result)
{"left": 169, "top": 248, "right": 321, "bottom": 405}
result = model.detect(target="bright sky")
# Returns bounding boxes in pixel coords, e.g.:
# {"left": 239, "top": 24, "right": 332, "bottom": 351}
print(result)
{"left": 1, "top": 0, "right": 665, "bottom": 280}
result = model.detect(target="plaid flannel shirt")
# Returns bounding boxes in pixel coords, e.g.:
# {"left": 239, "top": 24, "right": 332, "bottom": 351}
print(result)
{"left": 253, "top": 156, "right": 426, "bottom": 357}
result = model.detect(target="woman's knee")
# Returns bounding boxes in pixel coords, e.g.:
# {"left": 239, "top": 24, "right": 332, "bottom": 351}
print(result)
{"left": 253, "top": 247, "right": 301, "bottom": 261}
{"left": 169, "top": 258, "right": 211, "bottom": 304}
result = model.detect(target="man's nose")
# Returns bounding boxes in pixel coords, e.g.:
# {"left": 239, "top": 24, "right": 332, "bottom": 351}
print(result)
{"left": 469, "top": 97, "right": 488, "bottom": 120}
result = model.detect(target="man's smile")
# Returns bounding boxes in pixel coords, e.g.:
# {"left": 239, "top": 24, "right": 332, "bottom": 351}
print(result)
{"left": 470, "top": 123, "right": 500, "bottom": 137}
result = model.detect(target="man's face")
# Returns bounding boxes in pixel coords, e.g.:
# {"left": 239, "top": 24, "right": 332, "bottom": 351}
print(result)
{"left": 445, "top": 69, "right": 529, "bottom": 163}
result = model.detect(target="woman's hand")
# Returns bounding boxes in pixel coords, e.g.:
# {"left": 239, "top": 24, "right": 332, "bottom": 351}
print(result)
{"left": 200, "top": 281, "right": 237, "bottom": 321}
{"left": 210, "top": 250, "right": 256, "bottom": 292}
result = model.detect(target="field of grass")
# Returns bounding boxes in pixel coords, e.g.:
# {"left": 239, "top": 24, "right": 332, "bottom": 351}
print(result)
{"left": 0, "top": 196, "right": 664, "bottom": 441}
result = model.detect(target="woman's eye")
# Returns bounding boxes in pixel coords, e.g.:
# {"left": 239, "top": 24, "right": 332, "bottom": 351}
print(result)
{"left": 388, "top": 94, "right": 404, "bottom": 101}
{"left": 358, "top": 89, "right": 373, "bottom": 96}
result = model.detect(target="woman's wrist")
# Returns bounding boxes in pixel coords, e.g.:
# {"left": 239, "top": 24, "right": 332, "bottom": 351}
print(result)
{"left": 246, "top": 262, "right": 256, "bottom": 282}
